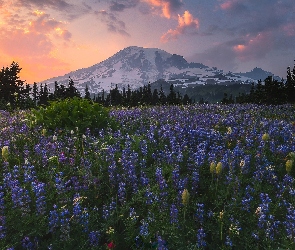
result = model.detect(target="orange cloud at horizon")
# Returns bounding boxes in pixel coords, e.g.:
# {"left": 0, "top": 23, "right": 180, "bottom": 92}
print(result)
{"left": 0, "top": 8, "right": 74, "bottom": 83}
{"left": 161, "top": 10, "right": 199, "bottom": 43}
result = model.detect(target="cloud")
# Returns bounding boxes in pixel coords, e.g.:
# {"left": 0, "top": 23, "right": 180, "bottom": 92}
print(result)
{"left": 0, "top": 8, "right": 73, "bottom": 82}
{"left": 161, "top": 10, "right": 199, "bottom": 42}
{"left": 187, "top": 41, "right": 239, "bottom": 72}
{"left": 95, "top": 10, "right": 130, "bottom": 37}
{"left": 109, "top": 0, "right": 139, "bottom": 12}
{"left": 13, "top": 0, "right": 91, "bottom": 20}
{"left": 0, "top": 28, "right": 53, "bottom": 58}
{"left": 233, "top": 32, "right": 273, "bottom": 61}
{"left": 0, "top": 26, "right": 71, "bottom": 83}
{"left": 16, "top": 0, "right": 73, "bottom": 11}
{"left": 220, "top": 0, "right": 247, "bottom": 13}
{"left": 187, "top": 31, "right": 276, "bottom": 72}
{"left": 28, "top": 10, "right": 72, "bottom": 40}
{"left": 143, "top": 0, "right": 183, "bottom": 18}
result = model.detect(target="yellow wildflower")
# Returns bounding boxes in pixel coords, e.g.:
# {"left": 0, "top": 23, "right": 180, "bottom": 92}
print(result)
{"left": 219, "top": 210, "right": 224, "bottom": 220}
{"left": 182, "top": 189, "right": 190, "bottom": 206}
{"left": 2, "top": 146, "right": 9, "bottom": 161}
{"left": 210, "top": 162, "right": 216, "bottom": 174}
{"left": 106, "top": 227, "right": 114, "bottom": 235}
{"left": 41, "top": 128, "right": 47, "bottom": 136}
{"left": 216, "top": 162, "right": 222, "bottom": 175}
{"left": 262, "top": 133, "right": 270, "bottom": 141}
{"left": 286, "top": 159, "right": 293, "bottom": 174}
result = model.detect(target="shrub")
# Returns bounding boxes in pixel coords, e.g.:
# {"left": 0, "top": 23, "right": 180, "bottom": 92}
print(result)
{"left": 27, "top": 97, "right": 118, "bottom": 134}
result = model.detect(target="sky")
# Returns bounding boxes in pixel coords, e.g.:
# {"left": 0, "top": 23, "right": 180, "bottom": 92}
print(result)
{"left": 0, "top": 0, "right": 295, "bottom": 84}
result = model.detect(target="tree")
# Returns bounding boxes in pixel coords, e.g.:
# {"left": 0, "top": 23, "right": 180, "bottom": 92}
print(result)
{"left": 152, "top": 89, "right": 159, "bottom": 105}
{"left": 286, "top": 62, "right": 295, "bottom": 103}
{"left": 66, "top": 77, "right": 80, "bottom": 98}
{"left": 159, "top": 85, "right": 166, "bottom": 105}
{"left": 32, "top": 82, "right": 39, "bottom": 106}
{"left": 0, "top": 61, "right": 26, "bottom": 108}
{"left": 84, "top": 85, "right": 91, "bottom": 100}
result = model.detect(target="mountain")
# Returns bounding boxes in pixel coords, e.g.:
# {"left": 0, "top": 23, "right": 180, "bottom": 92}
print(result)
{"left": 234, "top": 67, "right": 281, "bottom": 81}
{"left": 40, "top": 46, "right": 277, "bottom": 95}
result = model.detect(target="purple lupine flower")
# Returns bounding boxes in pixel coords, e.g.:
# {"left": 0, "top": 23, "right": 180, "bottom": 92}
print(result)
{"left": 59, "top": 207, "right": 70, "bottom": 241}
{"left": 129, "top": 207, "right": 137, "bottom": 222}
{"left": 0, "top": 186, "right": 4, "bottom": 212}
{"left": 72, "top": 193, "right": 82, "bottom": 221}
{"left": 0, "top": 186, "right": 5, "bottom": 239}
{"left": 108, "top": 161, "right": 117, "bottom": 186}
{"left": 172, "top": 166, "right": 180, "bottom": 189}
{"left": 157, "top": 235, "right": 168, "bottom": 250}
{"left": 89, "top": 231, "right": 100, "bottom": 247}
{"left": 109, "top": 198, "right": 116, "bottom": 212}
{"left": 283, "top": 204, "right": 295, "bottom": 241}
{"left": 31, "top": 181, "right": 46, "bottom": 215}
{"left": 48, "top": 204, "right": 59, "bottom": 233}
{"left": 140, "top": 170, "right": 149, "bottom": 186}
{"left": 155, "top": 167, "right": 168, "bottom": 209}
{"left": 0, "top": 216, "right": 5, "bottom": 239}
{"left": 11, "top": 182, "right": 31, "bottom": 216}
{"left": 170, "top": 204, "right": 178, "bottom": 224}
{"left": 55, "top": 172, "right": 65, "bottom": 195}
{"left": 58, "top": 152, "right": 67, "bottom": 163}
{"left": 140, "top": 139, "right": 148, "bottom": 156}
{"left": 241, "top": 185, "right": 254, "bottom": 212}
{"left": 256, "top": 193, "right": 280, "bottom": 241}
{"left": 139, "top": 219, "right": 149, "bottom": 237}
{"left": 145, "top": 187, "right": 155, "bottom": 205}
{"left": 102, "top": 204, "right": 110, "bottom": 220}
{"left": 225, "top": 235, "right": 233, "bottom": 247}
{"left": 195, "top": 203, "right": 205, "bottom": 225}
{"left": 21, "top": 236, "right": 34, "bottom": 250}
{"left": 118, "top": 181, "right": 126, "bottom": 204}
{"left": 23, "top": 165, "right": 37, "bottom": 183}
{"left": 191, "top": 171, "right": 199, "bottom": 192}
{"left": 81, "top": 208, "right": 89, "bottom": 232}
{"left": 102, "top": 198, "right": 116, "bottom": 220}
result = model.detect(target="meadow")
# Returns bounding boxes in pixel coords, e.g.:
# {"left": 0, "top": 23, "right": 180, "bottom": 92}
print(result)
{"left": 0, "top": 103, "right": 295, "bottom": 249}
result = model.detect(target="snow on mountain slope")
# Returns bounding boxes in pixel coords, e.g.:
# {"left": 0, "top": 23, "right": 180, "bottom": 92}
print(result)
{"left": 40, "top": 46, "right": 274, "bottom": 95}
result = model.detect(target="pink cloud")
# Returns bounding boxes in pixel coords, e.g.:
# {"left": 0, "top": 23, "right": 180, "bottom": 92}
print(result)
{"left": 0, "top": 9, "right": 72, "bottom": 82}
{"left": 143, "top": 0, "right": 183, "bottom": 19}
{"left": 233, "top": 32, "right": 273, "bottom": 61}
{"left": 161, "top": 10, "right": 199, "bottom": 42}
{"left": 219, "top": 0, "right": 247, "bottom": 13}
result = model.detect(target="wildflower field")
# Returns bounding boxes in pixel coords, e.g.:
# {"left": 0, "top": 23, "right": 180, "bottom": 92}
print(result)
{"left": 0, "top": 104, "right": 295, "bottom": 249}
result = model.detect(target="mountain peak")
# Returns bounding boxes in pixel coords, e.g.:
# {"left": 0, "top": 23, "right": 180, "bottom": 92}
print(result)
{"left": 40, "top": 46, "right": 277, "bottom": 95}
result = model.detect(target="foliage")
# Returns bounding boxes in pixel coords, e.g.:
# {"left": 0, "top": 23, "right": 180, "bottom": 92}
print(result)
{"left": 26, "top": 97, "right": 118, "bottom": 135}
{"left": 1, "top": 105, "right": 295, "bottom": 249}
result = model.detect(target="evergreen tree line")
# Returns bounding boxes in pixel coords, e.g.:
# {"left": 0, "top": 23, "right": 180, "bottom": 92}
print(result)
{"left": 1, "top": 61, "right": 295, "bottom": 110}
{"left": 0, "top": 62, "right": 193, "bottom": 109}
{"left": 221, "top": 62, "right": 295, "bottom": 104}
{"left": 90, "top": 83, "right": 193, "bottom": 106}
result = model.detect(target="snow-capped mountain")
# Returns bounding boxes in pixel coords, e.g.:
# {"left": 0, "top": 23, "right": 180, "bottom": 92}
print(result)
{"left": 41, "top": 46, "right": 277, "bottom": 95}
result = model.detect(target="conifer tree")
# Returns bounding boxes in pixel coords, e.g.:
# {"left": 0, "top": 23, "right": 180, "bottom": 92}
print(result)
{"left": 84, "top": 85, "right": 91, "bottom": 100}
{"left": 0, "top": 61, "right": 25, "bottom": 108}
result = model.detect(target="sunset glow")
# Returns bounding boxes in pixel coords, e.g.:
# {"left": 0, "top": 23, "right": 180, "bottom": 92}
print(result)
{"left": 0, "top": 0, "right": 294, "bottom": 83}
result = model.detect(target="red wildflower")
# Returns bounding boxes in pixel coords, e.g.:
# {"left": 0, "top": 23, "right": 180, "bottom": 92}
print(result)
{"left": 107, "top": 241, "right": 115, "bottom": 249}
